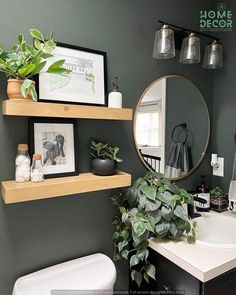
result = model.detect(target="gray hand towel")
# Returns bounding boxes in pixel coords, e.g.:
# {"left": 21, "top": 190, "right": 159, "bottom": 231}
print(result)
{"left": 165, "top": 143, "right": 190, "bottom": 178}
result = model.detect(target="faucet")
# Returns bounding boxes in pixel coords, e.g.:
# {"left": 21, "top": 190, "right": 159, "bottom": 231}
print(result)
{"left": 187, "top": 195, "right": 207, "bottom": 219}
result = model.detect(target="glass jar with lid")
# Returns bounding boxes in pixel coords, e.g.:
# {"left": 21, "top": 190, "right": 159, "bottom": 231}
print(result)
{"left": 15, "top": 144, "right": 31, "bottom": 183}
{"left": 31, "top": 153, "right": 44, "bottom": 183}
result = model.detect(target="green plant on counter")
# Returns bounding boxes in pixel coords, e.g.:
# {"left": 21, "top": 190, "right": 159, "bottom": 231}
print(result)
{"left": 210, "top": 186, "right": 228, "bottom": 198}
{"left": 90, "top": 138, "right": 123, "bottom": 162}
{"left": 0, "top": 29, "right": 71, "bottom": 100}
{"left": 112, "top": 171, "right": 197, "bottom": 287}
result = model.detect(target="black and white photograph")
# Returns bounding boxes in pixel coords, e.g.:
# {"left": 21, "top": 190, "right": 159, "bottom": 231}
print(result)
{"left": 43, "top": 132, "right": 66, "bottom": 166}
{"left": 29, "top": 118, "right": 78, "bottom": 178}
{"left": 37, "top": 42, "right": 107, "bottom": 106}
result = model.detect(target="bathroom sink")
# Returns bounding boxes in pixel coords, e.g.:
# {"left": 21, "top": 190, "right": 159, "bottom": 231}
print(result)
{"left": 195, "top": 212, "right": 236, "bottom": 249}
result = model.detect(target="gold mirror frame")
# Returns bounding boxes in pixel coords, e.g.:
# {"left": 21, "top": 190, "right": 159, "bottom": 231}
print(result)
{"left": 133, "top": 74, "right": 211, "bottom": 181}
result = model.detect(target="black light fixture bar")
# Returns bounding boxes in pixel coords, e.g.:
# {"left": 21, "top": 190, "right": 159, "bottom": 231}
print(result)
{"left": 158, "top": 20, "right": 220, "bottom": 41}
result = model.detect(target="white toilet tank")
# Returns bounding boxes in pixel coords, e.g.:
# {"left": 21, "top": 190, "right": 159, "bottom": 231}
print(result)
{"left": 12, "top": 253, "right": 117, "bottom": 295}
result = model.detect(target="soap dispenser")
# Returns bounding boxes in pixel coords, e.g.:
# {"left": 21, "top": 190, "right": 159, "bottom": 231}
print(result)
{"left": 196, "top": 175, "right": 210, "bottom": 211}
{"left": 108, "top": 76, "right": 122, "bottom": 108}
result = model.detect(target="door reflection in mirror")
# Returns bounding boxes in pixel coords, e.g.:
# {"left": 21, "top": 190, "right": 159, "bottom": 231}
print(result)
{"left": 135, "top": 78, "right": 166, "bottom": 173}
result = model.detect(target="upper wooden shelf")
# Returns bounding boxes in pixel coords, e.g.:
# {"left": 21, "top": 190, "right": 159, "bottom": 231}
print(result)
{"left": 2, "top": 100, "right": 133, "bottom": 120}
{"left": 1, "top": 171, "right": 131, "bottom": 204}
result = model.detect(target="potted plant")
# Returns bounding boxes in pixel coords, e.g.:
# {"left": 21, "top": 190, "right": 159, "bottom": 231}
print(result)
{"left": 210, "top": 186, "right": 228, "bottom": 212}
{"left": 90, "top": 138, "right": 123, "bottom": 176}
{"left": 112, "top": 171, "right": 196, "bottom": 287}
{"left": 0, "top": 29, "right": 71, "bottom": 101}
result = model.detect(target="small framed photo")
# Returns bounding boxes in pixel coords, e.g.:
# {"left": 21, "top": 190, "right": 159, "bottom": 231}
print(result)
{"left": 29, "top": 118, "right": 78, "bottom": 178}
{"left": 37, "top": 42, "right": 107, "bottom": 106}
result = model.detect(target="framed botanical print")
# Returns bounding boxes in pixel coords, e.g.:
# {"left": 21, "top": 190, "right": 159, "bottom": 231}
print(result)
{"left": 29, "top": 118, "right": 78, "bottom": 178}
{"left": 36, "top": 42, "right": 107, "bottom": 106}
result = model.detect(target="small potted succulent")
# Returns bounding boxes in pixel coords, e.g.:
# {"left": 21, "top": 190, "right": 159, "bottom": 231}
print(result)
{"left": 90, "top": 138, "right": 123, "bottom": 176}
{"left": 0, "top": 29, "right": 71, "bottom": 101}
{"left": 210, "top": 186, "right": 228, "bottom": 212}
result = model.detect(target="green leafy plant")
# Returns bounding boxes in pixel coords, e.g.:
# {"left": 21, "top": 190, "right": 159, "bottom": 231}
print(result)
{"left": 0, "top": 29, "right": 71, "bottom": 100}
{"left": 90, "top": 138, "right": 123, "bottom": 162}
{"left": 210, "top": 186, "right": 228, "bottom": 198}
{"left": 112, "top": 171, "right": 196, "bottom": 287}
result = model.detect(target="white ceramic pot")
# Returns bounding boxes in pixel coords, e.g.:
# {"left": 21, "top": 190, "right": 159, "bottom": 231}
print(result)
{"left": 108, "top": 91, "right": 122, "bottom": 108}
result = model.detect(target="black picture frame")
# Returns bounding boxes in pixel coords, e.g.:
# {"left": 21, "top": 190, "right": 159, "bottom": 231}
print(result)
{"left": 29, "top": 117, "right": 79, "bottom": 179}
{"left": 36, "top": 42, "right": 107, "bottom": 106}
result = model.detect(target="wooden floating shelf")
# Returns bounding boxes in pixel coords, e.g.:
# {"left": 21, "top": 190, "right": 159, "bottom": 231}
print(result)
{"left": 2, "top": 100, "right": 133, "bottom": 120}
{"left": 1, "top": 171, "right": 131, "bottom": 204}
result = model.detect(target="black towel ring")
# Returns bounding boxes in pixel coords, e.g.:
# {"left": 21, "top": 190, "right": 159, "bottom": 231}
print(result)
{"left": 171, "top": 122, "right": 188, "bottom": 144}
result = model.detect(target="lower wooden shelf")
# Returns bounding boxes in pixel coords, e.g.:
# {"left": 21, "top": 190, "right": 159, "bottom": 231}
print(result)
{"left": 1, "top": 171, "right": 131, "bottom": 204}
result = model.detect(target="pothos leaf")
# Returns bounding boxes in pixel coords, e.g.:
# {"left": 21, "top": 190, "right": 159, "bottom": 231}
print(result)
{"left": 149, "top": 209, "right": 161, "bottom": 224}
{"left": 145, "top": 199, "right": 161, "bottom": 212}
{"left": 21, "top": 79, "right": 33, "bottom": 98}
{"left": 146, "top": 264, "right": 156, "bottom": 280}
{"left": 133, "top": 221, "right": 146, "bottom": 237}
{"left": 121, "top": 249, "right": 129, "bottom": 259}
{"left": 113, "top": 231, "right": 119, "bottom": 239}
{"left": 118, "top": 240, "right": 128, "bottom": 252}
{"left": 30, "top": 86, "right": 37, "bottom": 101}
{"left": 18, "top": 34, "right": 24, "bottom": 44}
{"left": 145, "top": 215, "right": 155, "bottom": 233}
{"left": 130, "top": 255, "right": 140, "bottom": 267}
{"left": 161, "top": 206, "right": 173, "bottom": 221}
{"left": 30, "top": 29, "right": 44, "bottom": 41}
{"left": 137, "top": 248, "right": 149, "bottom": 261}
{"left": 131, "top": 270, "right": 143, "bottom": 287}
{"left": 48, "top": 59, "right": 65, "bottom": 70}
{"left": 155, "top": 222, "right": 170, "bottom": 236}
{"left": 187, "top": 228, "right": 196, "bottom": 243}
{"left": 140, "top": 184, "right": 157, "bottom": 201}
{"left": 144, "top": 272, "right": 149, "bottom": 283}
{"left": 173, "top": 205, "right": 188, "bottom": 221}
{"left": 121, "top": 229, "right": 130, "bottom": 239}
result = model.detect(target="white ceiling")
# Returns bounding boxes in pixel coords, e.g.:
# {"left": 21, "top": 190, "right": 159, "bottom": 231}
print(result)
{"left": 142, "top": 78, "right": 166, "bottom": 103}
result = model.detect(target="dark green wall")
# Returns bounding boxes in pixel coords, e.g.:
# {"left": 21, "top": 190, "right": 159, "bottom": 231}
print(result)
{"left": 166, "top": 77, "right": 210, "bottom": 170}
{"left": 0, "top": 1, "right": 213, "bottom": 294}
{"left": 211, "top": 1, "right": 236, "bottom": 190}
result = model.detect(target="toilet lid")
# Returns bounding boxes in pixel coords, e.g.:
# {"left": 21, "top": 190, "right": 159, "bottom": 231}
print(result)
{"left": 13, "top": 254, "right": 116, "bottom": 295}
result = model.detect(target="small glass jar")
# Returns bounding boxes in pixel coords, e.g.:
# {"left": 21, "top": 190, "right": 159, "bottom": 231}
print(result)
{"left": 15, "top": 144, "right": 31, "bottom": 183}
{"left": 31, "top": 153, "right": 44, "bottom": 183}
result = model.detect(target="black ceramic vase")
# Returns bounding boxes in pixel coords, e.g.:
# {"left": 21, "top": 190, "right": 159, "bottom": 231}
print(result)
{"left": 92, "top": 159, "right": 117, "bottom": 176}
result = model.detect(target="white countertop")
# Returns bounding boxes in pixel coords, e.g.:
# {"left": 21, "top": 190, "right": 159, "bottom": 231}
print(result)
{"left": 149, "top": 211, "right": 236, "bottom": 282}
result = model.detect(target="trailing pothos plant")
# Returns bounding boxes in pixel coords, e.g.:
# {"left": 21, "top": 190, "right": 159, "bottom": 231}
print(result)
{"left": 112, "top": 171, "right": 196, "bottom": 287}
{"left": 0, "top": 29, "right": 71, "bottom": 100}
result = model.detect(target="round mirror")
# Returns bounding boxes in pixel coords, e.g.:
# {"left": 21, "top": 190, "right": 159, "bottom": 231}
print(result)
{"left": 133, "top": 75, "right": 210, "bottom": 180}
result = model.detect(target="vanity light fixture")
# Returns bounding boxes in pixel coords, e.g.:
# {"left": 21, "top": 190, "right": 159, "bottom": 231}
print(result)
{"left": 203, "top": 40, "right": 223, "bottom": 69}
{"left": 153, "top": 20, "right": 223, "bottom": 69}
{"left": 179, "top": 33, "right": 201, "bottom": 64}
{"left": 153, "top": 24, "right": 175, "bottom": 59}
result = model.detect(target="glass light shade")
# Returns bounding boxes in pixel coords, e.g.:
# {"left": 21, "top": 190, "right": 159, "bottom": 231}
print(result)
{"left": 203, "top": 40, "right": 223, "bottom": 69}
{"left": 179, "top": 33, "right": 200, "bottom": 64}
{"left": 153, "top": 24, "right": 175, "bottom": 59}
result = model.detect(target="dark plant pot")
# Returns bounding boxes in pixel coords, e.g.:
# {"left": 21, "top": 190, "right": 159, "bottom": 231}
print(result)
{"left": 92, "top": 159, "right": 117, "bottom": 176}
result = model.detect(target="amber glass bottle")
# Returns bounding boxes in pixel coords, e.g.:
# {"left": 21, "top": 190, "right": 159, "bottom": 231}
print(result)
{"left": 196, "top": 175, "right": 210, "bottom": 211}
